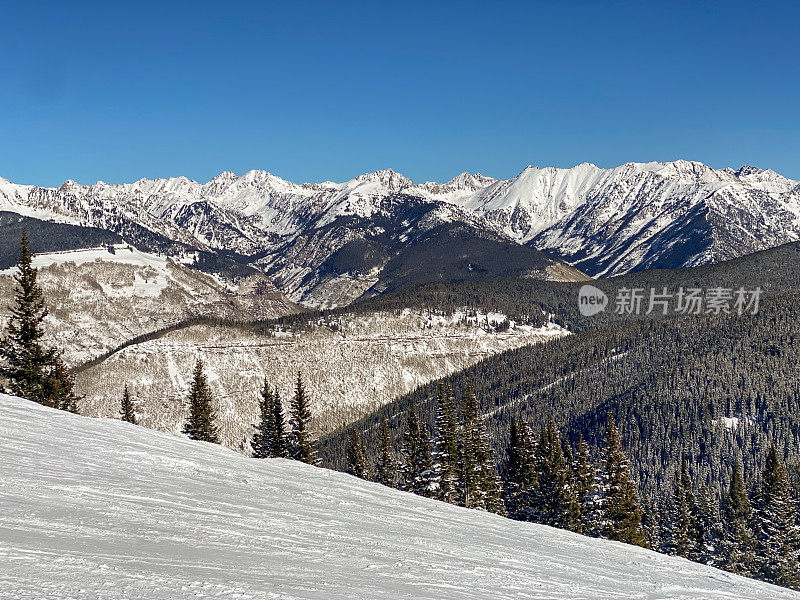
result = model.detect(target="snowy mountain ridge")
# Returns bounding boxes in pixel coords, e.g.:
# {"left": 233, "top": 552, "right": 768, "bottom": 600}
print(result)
{"left": 2, "top": 392, "right": 796, "bottom": 600}
{"left": 2, "top": 159, "right": 798, "bottom": 304}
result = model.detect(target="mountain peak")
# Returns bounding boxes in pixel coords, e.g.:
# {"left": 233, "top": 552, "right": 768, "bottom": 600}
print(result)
{"left": 59, "top": 180, "right": 85, "bottom": 193}
{"left": 352, "top": 169, "right": 412, "bottom": 190}
{"left": 209, "top": 171, "right": 238, "bottom": 184}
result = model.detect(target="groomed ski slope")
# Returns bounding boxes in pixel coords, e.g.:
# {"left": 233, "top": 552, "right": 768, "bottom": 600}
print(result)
{"left": 1, "top": 394, "right": 796, "bottom": 600}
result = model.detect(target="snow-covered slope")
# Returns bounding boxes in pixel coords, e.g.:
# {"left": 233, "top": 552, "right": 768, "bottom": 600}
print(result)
{"left": 458, "top": 161, "right": 800, "bottom": 276}
{"left": 1, "top": 393, "right": 795, "bottom": 600}
{"left": 0, "top": 244, "right": 295, "bottom": 365}
{"left": 75, "top": 312, "right": 566, "bottom": 448}
{"left": 3, "top": 160, "right": 798, "bottom": 304}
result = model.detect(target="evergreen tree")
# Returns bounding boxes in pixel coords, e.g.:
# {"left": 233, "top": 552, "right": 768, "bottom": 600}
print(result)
{"left": 432, "top": 383, "right": 460, "bottom": 503}
{"left": 753, "top": 444, "right": 800, "bottom": 589}
{"left": 183, "top": 360, "right": 219, "bottom": 443}
{"left": 288, "top": 372, "right": 316, "bottom": 464}
{"left": 669, "top": 454, "right": 700, "bottom": 558}
{"left": 269, "top": 389, "right": 288, "bottom": 458}
{"left": 572, "top": 435, "right": 595, "bottom": 533}
{"left": 399, "top": 406, "right": 435, "bottom": 497}
{"left": 346, "top": 429, "right": 369, "bottom": 479}
{"left": 415, "top": 422, "right": 435, "bottom": 498}
{"left": 597, "top": 415, "right": 647, "bottom": 547}
{"left": 251, "top": 378, "right": 274, "bottom": 458}
{"left": 375, "top": 415, "right": 397, "bottom": 487}
{"left": 723, "top": 460, "right": 756, "bottom": 576}
{"left": 399, "top": 406, "right": 421, "bottom": 492}
{"left": 0, "top": 231, "right": 57, "bottom": 404}
{"left": 459, "top": 385, "right": 504, "bottom": 513}
{"left": 697, "top": 484, "right": 724, "bottom": 565}
{"left": 120, "top": 385, "right": 137, "bottom": 424}
{"left": 43, "top": 360, "right": 81, "bottom": 413}
{"left": 503, "top": 417, "right": 537, "bottom": 520}
{"left": 529, "top": 422, "right": 574, "bottom": 528}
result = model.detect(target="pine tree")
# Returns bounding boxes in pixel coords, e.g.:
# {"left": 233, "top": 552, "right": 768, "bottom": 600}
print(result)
{"left": 562, "top": 438, "right": 585, "bottom": 533}
{"left": 120, "top": 385, "right": 137, "bottom": 424}
{"left": 42, "top": 360, "right": 81, "bottom": 413}
{"left": 503, "top": 417, "right": 537, "bottom": 520}
{"left": 669, "top": 454, "right": 700, "bottom": 558}
{"left": 723, "top": 460, "right": 756, "bottom": 576}
{"left": 459, "top": 384, "right": 504, "bottom": 513}
{"left": 399, "top": 405, "right": 434, "bottom": 497}
{"left": 0, "top": 231, "right": 57, "bottom": 404}
{"left": 572, "top": 435, "right": 595, "bottom": 533}
{"left": 530, "top": 421, "right": 573, "bottom": 528}
{"left": 183, "top": 360, "right": 219, "bottom": 443}
{"left": 270, "top": 389, "right": 288, "bottom": 458}
{"left": 414, "top": 421, "right": 435, "bottom": 498}
{"left": 375, "top": 415, "right": 397, "bottom": 487}
{"left": 288, "top": 372, "right": 316, "bottom": 464}
{"left": 399, "top": 407, "right": 421, "bottom": 492}
{"left": 432, "top": 383, "right": 460, "bottom": 504}
{"left": 251, "top": 378, "right": 274, "bottom": 458}
{"left": 346, "top": 429, "right": 369, "bottom": 479}
{"left": 697, "top": 484, "right": 724, "bottom": 565}
{"left": 597, "top": 415, "right": 647, "bottom": 547}
{"left": 753, "top": 444, "right": 800, "bottom": 589}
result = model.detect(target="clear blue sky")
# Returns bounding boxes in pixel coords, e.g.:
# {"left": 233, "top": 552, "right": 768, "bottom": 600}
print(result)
{"left": 1, "top": 1, "right": 798, "bottom": 186}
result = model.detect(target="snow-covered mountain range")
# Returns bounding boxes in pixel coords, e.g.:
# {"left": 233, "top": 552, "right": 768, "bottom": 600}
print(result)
{"left": 2, "top": 160, "right": 798, "bottom": 306}
{"left": 3, "top": 393, "right": 796, "bottom": 599}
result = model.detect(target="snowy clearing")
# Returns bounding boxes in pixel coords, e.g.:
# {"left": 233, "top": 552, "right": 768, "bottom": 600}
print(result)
{"left": 0, "top": 394, "right": 795, "bottom": 599}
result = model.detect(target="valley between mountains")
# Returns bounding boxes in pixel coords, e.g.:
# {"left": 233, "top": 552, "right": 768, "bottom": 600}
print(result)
{"left": 3, "top": 159, "right": 800, "bottom": 595}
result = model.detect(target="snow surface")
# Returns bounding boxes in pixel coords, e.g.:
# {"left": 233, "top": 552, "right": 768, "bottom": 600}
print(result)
{"left": 0, "top": 246, "right": 293, "bottom": 365}
{"left": 1, "top": 394, "right": 796, "bottom": 600}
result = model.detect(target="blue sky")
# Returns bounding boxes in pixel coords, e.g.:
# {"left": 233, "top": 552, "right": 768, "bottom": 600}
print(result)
{"left": 1, "top": 1, "right": 798, "bottom": 186}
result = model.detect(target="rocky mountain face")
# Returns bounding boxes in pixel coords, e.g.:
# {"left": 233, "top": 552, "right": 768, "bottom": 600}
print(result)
{"left": 2, "top": 160, "right": 797, "bottom": 306}
{"left": 457, "top": 161, "right": 800, "bottom": 276}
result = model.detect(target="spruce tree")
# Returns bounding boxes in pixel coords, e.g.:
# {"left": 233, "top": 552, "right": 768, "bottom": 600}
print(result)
{"left": 723, "top": 460, "right": 756, "bottom": 576}
{"left": 597, "top": 415, "right": 647, "bottom": 547}
{"left": 288, "top": 372, "right": 316, "bottom": 464}
{"left": 697, "top": 485, "right": 724, "bottom": 565}
{"left": 669, "top": 454, "right": 700, "bottom": 558}
{"left": 346, "top": 429, "right": 369, "bottom": 479}
{"left": 572, "top": 435, "right": 595, "bottom": 533}
{"left": 432, "top": 383, "right": 460, "bottom": 504}
{"left": 503, "top": 417, "right": 537, "bottom": 520}
{"left": 530, "top": 421, "right": 573, "bottom": 528}
{"left": 399, "top": 405, "right": 434, "bottom": 497}
{"left": 120, "top": 385, "right": 137, "bottom": 424}
{"left": 183, "top": 360, "right": 219, "bottom": 443}
{"left": 375, "top": 415, "right": 397, "bottom": 487}
{"left": 414, "top": 421, "right": 435, "bottom": 498}
{"left": 753, "top": 444, "right": 800, "bottom": 589}
{"left": 562, "top": 438, "right": 585, "bottom": 533}
{"left": 270, "top": 389, "right": 288, "bottom": 458}
{"left": 399, "top": 406, "right": 422, "bottom": 492}
{"left": 251, "top": 378, "right": 274, "bottom": 458}
{"left": 43, "top": 360, "right": 81, "bottom": 413}
{"left": 0, "top": 230, "right": 56, "bottom": 404}
{"left": 459, "top": 384, "right": 503, "bottom": 513}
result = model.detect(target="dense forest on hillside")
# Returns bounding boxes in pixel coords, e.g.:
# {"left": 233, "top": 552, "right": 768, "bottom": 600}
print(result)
{"left": 319, "top": 291, "right": 800, "bottom": 564}
{"left": 321, "top": 292, "right": 800, "bottom": 489}
{"left": 343, "top": 240, "right": 800, "bottom": 332}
